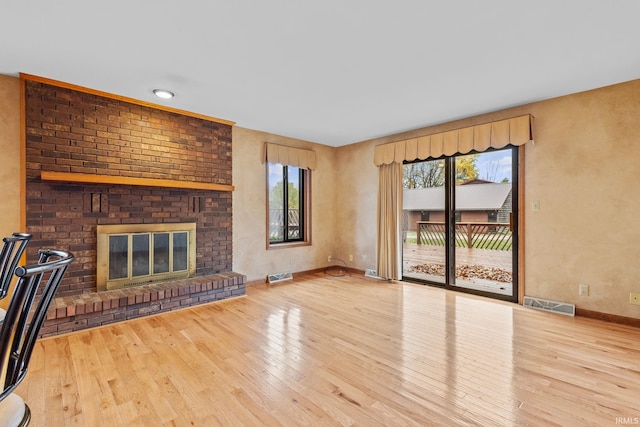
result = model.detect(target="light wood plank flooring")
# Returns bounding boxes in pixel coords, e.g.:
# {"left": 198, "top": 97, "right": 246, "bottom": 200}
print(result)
{"left": 16, "top": 273, "right": 640, "bottom": 426}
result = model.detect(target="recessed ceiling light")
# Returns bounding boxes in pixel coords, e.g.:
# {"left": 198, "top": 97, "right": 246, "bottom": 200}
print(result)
{"left": 153, "top": 89, "right": 174, "bottom": 99}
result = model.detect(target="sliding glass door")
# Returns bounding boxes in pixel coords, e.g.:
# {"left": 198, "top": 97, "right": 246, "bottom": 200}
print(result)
{"left": 402, "top": 147, "right": 518, "bottom": 302}
{"left": 402, "top": 159, "right": 446, "bottom": 285}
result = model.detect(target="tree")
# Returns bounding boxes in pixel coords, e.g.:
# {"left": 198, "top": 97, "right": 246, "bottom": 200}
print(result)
{"left": 481, "top": 157, "right": 510, "bottom": 183}
{"left": 269, "top": 181, "right": 299, "bottom": 208}
{"left": 403, "top": 155, "right": 479, "bottom": 189}
{"left": 403, "top": 161, "right": 444, "bottom": 189}
{"left": 455, "top": 154, "right": 479, "bottom": 184}
{"left": 481, "top": 158, "right": 501, "bottom": 182}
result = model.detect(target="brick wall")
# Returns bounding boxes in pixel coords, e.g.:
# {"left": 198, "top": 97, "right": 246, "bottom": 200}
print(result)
{"left": 25, "top": 81, "right": 231, "bottom": 184}
{"left": 24, "top": 80, "right": 234, "bottom": 297}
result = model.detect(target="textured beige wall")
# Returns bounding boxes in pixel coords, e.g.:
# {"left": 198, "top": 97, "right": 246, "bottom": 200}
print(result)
{"left": 332, "top": 141, "right": 379, "bottom": 270}
{"left": 0, "top": 75, "right": 22, "bottom": 310}
{"left": 4, "top": 72, "right": 640, "bottom": 319}
{"left": 524, "top": 79, "right": 640, "bottom": 318}
{"left": 0, "top": 75, "right": 21, "bottom": 236}
{"left": 333, "top": 78, "right": 640, "bottom": 319}
{"left": 232, "top": 127, "right": 337, "bottom": 281}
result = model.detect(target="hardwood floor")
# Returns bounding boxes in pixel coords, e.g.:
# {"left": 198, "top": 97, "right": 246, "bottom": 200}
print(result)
{"left": 16, "top": 273, "right": 640, "bottom": 426}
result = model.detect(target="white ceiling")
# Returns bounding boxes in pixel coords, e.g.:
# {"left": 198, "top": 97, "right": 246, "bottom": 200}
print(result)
{"left": 2, "top": 1, "right": 639, "bottom": 147}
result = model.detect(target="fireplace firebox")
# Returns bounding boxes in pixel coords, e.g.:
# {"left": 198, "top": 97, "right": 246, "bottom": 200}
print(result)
{"left": 97, "top": 223, "right": 197, "bottom": 291}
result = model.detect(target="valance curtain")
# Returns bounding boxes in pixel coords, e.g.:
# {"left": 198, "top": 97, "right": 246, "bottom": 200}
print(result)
{"left": 265, "top": 142, "right": 317, "bottom": 170}
{"left": 373, "top": 115, "right": 532, "bottom": 166}
{"left": 374, "top": 114, "right": 533, "bottom": 280}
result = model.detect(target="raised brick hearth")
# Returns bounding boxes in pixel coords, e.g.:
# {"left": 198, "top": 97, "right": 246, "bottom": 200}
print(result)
{"left": 41, "top": 272, "right": 246, "bottom": 336}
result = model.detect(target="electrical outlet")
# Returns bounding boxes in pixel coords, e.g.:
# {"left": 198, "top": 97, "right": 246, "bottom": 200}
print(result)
{"left": 328, "top": 255, "right": 332, "bottom": 262}
{"left": 579, "top": 284, "right": 589, "bottom": 296}
{"left": 349, "top": 254, "right": 353, "bottom": 262}
{"left": 630, "top": 293, "right": 640, "bottom": 305}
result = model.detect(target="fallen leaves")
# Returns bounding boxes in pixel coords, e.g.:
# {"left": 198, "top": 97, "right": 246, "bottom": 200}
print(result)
{"left": 408, "top": 263, "right": 512, "bottom": 283}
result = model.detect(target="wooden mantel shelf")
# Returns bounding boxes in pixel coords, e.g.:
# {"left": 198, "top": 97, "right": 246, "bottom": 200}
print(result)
{"left": 41, "top": 171, "right": 235, "bottom": 192}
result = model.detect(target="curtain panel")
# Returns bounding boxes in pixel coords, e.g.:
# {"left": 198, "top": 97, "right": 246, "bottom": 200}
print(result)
{"left": 373, "top": 115, "right": 532, "bottom": 166}
{"left": 265, "top": 142, "right": 317, "bottom": 170}
{"left": 376, "top": 162, "right": 403, "bottom": 280}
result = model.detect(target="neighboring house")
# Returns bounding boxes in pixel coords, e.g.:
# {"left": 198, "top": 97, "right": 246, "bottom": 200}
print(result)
{"left": 403, "top": 181, "right": 512, "bottom": 232}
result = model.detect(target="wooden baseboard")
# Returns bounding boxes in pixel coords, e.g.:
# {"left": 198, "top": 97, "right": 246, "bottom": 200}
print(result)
{"left": 575, "top": 308, "right": 640, "bottom": 328}
{"left": 293, "top": 267, "right": 328, "bottom": 278}
{"left": 318, "top": 266, "right": 366, "bottom": 277}
{"left": 246, "top": 266, "right": 367, "bottom": 288}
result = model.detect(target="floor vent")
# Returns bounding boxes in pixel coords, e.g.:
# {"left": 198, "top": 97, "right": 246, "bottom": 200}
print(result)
{"left": 364, "top": 269, "right": 385, "bottom": 280}
{"left": 267, "top": 272, "right": 293, "bottom": 284}
{"left": 523, "top": 296, "right": 575, "bottom": 316}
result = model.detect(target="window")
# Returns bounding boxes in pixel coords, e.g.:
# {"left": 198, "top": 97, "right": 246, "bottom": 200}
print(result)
{"left": 268, "top": 163, "right": 310, "bottom": 246}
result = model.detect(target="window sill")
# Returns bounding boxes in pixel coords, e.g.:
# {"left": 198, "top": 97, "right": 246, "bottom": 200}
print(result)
{"left": 267, "top": 241, "right": 311, "bottom": 250}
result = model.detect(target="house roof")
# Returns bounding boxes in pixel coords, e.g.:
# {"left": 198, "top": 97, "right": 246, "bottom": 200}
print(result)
{"left": 403, "top": 183, "right": 511, "bottom": 211}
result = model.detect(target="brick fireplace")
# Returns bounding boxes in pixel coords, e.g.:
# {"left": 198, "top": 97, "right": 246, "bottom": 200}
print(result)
{"left": 23, "top": 75, "right": 245, "bottom": 336}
